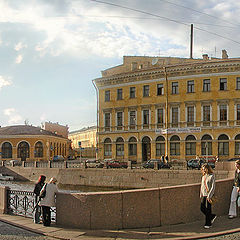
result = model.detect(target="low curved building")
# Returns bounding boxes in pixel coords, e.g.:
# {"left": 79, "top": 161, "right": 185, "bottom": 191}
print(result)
{"left": 0, "top": 125, "right": 70, "bottom": 161}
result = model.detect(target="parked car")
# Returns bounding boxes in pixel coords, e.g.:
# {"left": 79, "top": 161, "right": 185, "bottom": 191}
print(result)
{"left": 86, "top": 160, "right": 104, "bottom": 168}
{"left": 142, "top": 159, "right": 171, "bottom": 169}
{"left": 106, "top": 160, "right": 128, "bottom": 168}
{"left": 52, "top": 155, "right": 65, "bottom": 161}
{"left": 187, "top": 158, "right": 215, "bottom": 169}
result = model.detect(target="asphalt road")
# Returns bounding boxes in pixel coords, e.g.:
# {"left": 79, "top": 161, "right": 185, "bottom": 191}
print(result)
{"left": 0, "top": 221, "right": 54, "bottom": 240}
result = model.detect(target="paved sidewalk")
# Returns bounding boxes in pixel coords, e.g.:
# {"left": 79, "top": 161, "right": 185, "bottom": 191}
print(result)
{"left": 0, "top": 214, "right": 240, "bottom": 240}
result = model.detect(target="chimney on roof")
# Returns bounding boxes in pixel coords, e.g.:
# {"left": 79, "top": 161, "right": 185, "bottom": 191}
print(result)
{"left": 202, "top": 54, "right": 209, "bottom": 60}
{"left": 222, "top": 49, "right": 228, "bottom": 59}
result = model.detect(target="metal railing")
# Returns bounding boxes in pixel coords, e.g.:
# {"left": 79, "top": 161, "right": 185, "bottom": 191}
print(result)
{"left": 7, "top": 189, "right": 56, "bottom": 222}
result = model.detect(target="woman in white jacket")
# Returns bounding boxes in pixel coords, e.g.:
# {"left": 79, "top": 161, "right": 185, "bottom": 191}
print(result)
{"left": 39, "top": 177, "right": 58, "bottom": 226}
{"left": 200, "top": 163, "right": 217, "bottom": 229}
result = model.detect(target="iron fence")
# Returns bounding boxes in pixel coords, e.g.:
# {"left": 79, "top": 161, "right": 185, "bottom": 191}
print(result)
{"left": 7, "top": 189, "right": 56, "bottom": 222}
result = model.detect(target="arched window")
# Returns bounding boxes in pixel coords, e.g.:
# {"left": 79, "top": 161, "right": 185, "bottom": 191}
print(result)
{"left": 170, "top": 135, "right": 180, "bottom": 156}
{"left": 156, "top": 136, "right": 165, "bottom": 156}
{"left": 185, "top": 135, "right": 196, "bottom": 156}
{"left": 34, "top": 141, "right": 43, "bottom": 157}
{"left": 2, "top": 142, "right": 12, "bottom": 158}
{"left": 235, "top": 134, "right": 240, "bottom": 155}
{"left": 116, "top": 137, "right": 124, "bottom": 156}
{"left": 104, "top": 138, "right": 112, "bottom": 157}
{"left": 201, "top": 134, "right": 212, "bottom": 156}
{"left": 218, "top": 134, "right": 229, "bottom": 156}
{"left": 129, "top": 137, "right": 137, "bottom": 156}
{"left": 17, "top": 141, "right": 30, "bottom": 160}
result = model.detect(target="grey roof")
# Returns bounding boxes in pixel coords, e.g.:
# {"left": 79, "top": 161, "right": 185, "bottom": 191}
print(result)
{"left": 0, "top": 125, "right": 66, "bottom": 138}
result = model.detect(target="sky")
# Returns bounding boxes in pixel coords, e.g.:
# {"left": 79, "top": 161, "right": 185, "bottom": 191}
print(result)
{"left": 0, "top": 0, "right": 240, "bottom": 132}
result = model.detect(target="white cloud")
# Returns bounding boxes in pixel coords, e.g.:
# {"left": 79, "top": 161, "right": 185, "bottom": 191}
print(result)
{"left": 0, "top": 76, "right": 12, "bottom": 90}
{"left": 15, "top": 54, "right": 23, "bottom": 64}
{"left": 4, "top": 108, "right": 22, "bottom": 124}
{"left": 14, "top": 42, "right": 27, "bottom": 51}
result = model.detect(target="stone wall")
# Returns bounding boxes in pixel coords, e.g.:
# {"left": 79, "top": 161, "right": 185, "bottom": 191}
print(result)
{"left": 4, "top": 166, "right": 230, "bottom": 188}
{"left": 56, "top": 178, "right": 233, "bottom": 229}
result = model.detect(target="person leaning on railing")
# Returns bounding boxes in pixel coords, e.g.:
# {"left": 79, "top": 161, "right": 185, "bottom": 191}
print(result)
{"left": 33, "top": 175, "right": 46, "bottom": 224}
{"left": 39, "top": 177, "right": 58, "bottom": 227}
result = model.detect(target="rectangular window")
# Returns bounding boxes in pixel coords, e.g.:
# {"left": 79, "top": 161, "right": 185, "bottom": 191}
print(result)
{"left": 129, "top": 111, "right": 136, "bottom": 129}
{"left": 105, "top": 90, "right": 110, "bottom": 102}
{"left": 143, "top": 109, "right": 149, "bottom": 127}
{"left": 116, "top": 112, "right": 123, "bottom": 129}
{"left": 203, "top": 79, "right": 210, "bottom": 92}
{"left": 156, "top": 143, "right": 165, "bottom": 156}
{"left": 170, "top": 142, "right": 180, "bottom": 155}
{"left": 117, "top": 88, "right": 123, "bottom": 100}
{"left": 203, "top": 105, "right": 211, "bottom": 126}
{"left": 219, "top": 104, "right": 227, "bottom": 125}
{"left": 187, "top": 106, "right": 194, "bottom": 126}
{"left": 157, "top": 83, "right": 164, "bottom": 95}
{"left": 237, "top": 104, "right": 240, "bottom": 125}
{"left": 172, "top": 82, "right": 179, "bottom": 94}
{"left": 187, "top": 80, "right": 194, "bottom": 93}
{"left": 186, "top": 142, "right": 196, "bottom": 155}
{"left": 235, "top": 142, "right": 240, "bottom": 155}
{"left": 220, "top": 78, "right": 227, "bottom": 90}
{"left": 116, "top": 144, "right": 124, "bottom": 156}
{"left": 237, "top": 77, "right": 240, "bottom": 90}
{"left": 104, "top": 113, "right": 111, "bottom": 131}
{"left": 172, "top": 107, "right": 179, "bottom": 127}
{"left": 157, "top": 108, "right": 164, "bottom": 127}
{"left": 130, "top": 87, "right": 136, "bottom": 98}
{"left": 129, "top": 143, "right": 137, "bottom": 156}
{"left": 143, "top": 85, "right": 149, "bottom": 97}
{"left": 218, "top": 142, "right": 229, "bottom": 155}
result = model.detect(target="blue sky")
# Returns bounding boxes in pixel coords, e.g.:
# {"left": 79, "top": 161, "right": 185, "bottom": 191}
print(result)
{"left": 0, "top": 0, "right": 240, "bottom": 131}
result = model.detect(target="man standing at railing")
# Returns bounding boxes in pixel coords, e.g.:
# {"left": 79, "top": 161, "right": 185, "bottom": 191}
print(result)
{"left": 39, "top": 177, "right": 58, "bottom": 227}
{"left": 33, "top": 175, "right": 46, "bottom": 224}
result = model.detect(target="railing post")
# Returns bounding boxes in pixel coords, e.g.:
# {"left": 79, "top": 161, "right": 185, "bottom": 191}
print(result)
{"left": 35, "top": 161, "right": 38, "bottom": 168}
{"left": 48, "top": 161, "right": 52, "bottom": 168}
{"left": 128, "top": 160, "right": 132, "bottom": 169}
{"left": 64, "top": 161, "right": 68, "bottom": 168}
{"left": 1, "top": 161, "right": 5, "bottom": 167}
{"left": 154, "top": 161, "right": 158, "bottom": 170}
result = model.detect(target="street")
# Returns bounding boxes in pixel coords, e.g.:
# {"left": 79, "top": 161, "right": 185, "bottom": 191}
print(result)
{"left": 0, "top": 221, "right": 54, "bottom": 240}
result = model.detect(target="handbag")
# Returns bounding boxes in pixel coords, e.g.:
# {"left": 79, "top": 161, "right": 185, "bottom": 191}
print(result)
{"left": 204, "top": 176, "right": 217, "bottom": 204}
{"left": 39, "top": 183, "right": 47, "bottom": 199}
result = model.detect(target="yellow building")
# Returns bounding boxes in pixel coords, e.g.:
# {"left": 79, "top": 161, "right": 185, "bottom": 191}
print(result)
{"left": 68, "top": 126, "right": 97, "bottom": 158}
{"left": 93, "top": 51, "right": 240, "bottom": 163}
{"left": 0, "top": 125, "right": 70, "bottom": 161}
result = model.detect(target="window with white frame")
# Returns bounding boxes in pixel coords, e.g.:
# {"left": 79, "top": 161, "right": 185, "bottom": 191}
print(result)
{"left": 220, "top": 78, "right": 227, "bottom": 91}
{"left": 116, "top": 137, "right": 124, "bottom": 156}
{"left": 187, "top": 80, "right": 194, "bottom": 93}
{"left": 105, "top": 90, "right": 110, "bottom": 102}
{"left": 203, "top": 79, "right": 210, "bottom": 92}
{"left": 143, "top": 85, "right": 149, "bottom": 97}
{"left": 129, "top": 110, "right": 136, "bottom": 129}
{"left": 172, "top": 82, "right": 179, "bottom": 94}
{"left": 157, "top": 83, "right": 164, "bottom": 95}
{"left": 218, "top": 134, "right": 229, "bottom": 156}
{"left": 187, "top": 106, "right": 194, "bottom": 126}
{"left": 104, "top": 138, "right": 112, "bottom": 156}
{"left": 157, "top": 108, "right": 164, "bottom": 127}
{"left": 128, "top": 137, "right": 137, "bottom": 156}
{"left": 143, "top": 109, "right": 150, "bottom": 127}
{"left": 156, "top": 136, "right": 165, "bottom": 156}
{"left": 116, "top": 111, "right": 123, "bottom": 129}
{"left": 171, "top": 107, "right": 179, "bottom": 127}
{"left": 203, "top": 105, "right": 211, "bottom": 126}
{"left": 104, "top": 112, "right": 111, "bottom": 131}
{"left": 237, "top": 77, "right": 240, "bottom": 90}
{"left": 219, "top": 104, "right": 227, "bottom": 125}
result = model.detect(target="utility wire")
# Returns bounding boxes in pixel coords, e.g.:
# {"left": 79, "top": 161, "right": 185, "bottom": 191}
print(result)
{"left": 89, "top": 0, "right": 240, "bottom": 46}
{"left": 158, "top": 0, "right": 240, "bottom": 28}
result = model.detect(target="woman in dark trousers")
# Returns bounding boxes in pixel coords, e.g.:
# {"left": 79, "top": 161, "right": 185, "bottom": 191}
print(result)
{"left": 39, "top": 177, "right": 58, "bottom": 226}
{"left": 200, "top": 163, "right": 217, "bottom": 229}
{"left": 33, "top": 175, "right": 46, "bottom": 224}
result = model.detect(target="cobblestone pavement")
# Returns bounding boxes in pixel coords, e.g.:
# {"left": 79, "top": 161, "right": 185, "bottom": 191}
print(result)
{"left": 207, "top": 232, "right": 240, "bottom": 239}
{"left": 0, "top": 221, "right": 54, "bottom": 240}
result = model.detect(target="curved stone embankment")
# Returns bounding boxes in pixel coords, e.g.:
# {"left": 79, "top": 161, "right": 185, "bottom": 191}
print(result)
{"left": 3, "top": 166, "right": 232, "bottom": 189}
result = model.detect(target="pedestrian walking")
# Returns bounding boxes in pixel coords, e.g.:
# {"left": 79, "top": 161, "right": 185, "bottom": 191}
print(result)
{"left": 228, "top": 160, "right": 240, "bottom": 219}
{"left": 200, "top": 163, "right": 217, "bottom": 229}
{"left": 33, "top": 175, "right": 46, "bottom": 224}
{"left": 39, "top": 177, "right": 58, "bottom": 226}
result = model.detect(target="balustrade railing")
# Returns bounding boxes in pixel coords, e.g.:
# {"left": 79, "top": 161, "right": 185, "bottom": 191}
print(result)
{"left": 7, "top": 189, "right": 56, "bottom": 222}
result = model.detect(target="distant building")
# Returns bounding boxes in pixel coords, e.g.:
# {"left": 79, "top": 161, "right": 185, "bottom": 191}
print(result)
{"left": 93, "top": 51, "right": 240, "bottom": 162}
{"left": 43, "top": 121, "right": 69, "bottom": 138}
{"left": 69, "top": 126, "right": 97, "bottom": 158}
{"left": 0, "top": 125, "right": 70, "bottom": 161}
